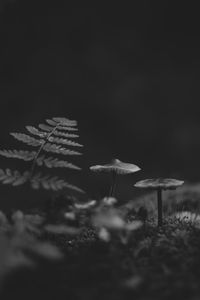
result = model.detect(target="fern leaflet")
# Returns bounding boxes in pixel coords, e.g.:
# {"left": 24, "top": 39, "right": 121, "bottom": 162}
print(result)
{"left": 0, "top": 169, "right": 29, "bottom": 186}
{"left": 36, "top": 155, "right": 80, "bottom": 170}
{"left": 53, "top": 130, "right": 79, "bottom": 138}
{"left": 0, "top": 150, "right": 36, "bottom": 161}
{"left": 39, "top": 124, "right": 78, "bottom": 132}
{"left": 43, "top": 143, "right": 81, "bottom": 155}
{"left": 10, "top": 133, "right": 44, "bottom": 147}
{"left": 47, "top": 136, "right": 83, "bottom": 147}
{"left": 52, "top": 117, "right": 77, "bottom": 126}
{"left": 31, "top": 173, "right": 84, "bottom": 192}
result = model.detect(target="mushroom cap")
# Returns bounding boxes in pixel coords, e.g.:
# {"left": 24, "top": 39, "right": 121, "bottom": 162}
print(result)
{"left": 90, "top": 158, "right": 141, "bottom": 175}
{"left": 134, "top": 178, "right": 184, "bottom": 190}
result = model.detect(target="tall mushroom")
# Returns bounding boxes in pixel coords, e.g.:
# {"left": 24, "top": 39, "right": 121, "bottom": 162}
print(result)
{"left": 90, "top": 158, "right": 141, "bottom": 197}
{"left": 134, "top": 178, "right": 184, "bottom": 227}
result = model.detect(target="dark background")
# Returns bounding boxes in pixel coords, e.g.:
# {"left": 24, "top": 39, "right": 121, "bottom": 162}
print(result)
{"left": 1, "top": 0, "right": 200, "bottom": 209}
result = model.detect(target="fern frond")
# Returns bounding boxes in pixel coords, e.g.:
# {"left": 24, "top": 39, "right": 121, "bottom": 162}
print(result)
{"left": 31, "top": 173, "right": 84, "bottom": 192}
{"left": 36, "top": 155, "right": 81, "bottom": 170}
{"left": 0, "top": 150, "right": 36, "bottom": 161}
{"left": 0, "top": 169, "right": 29, "bottom": 186}
{"left": 53, "top": 130, "right": 79, "bottom": 139}
{"left": 43, "top": 143, "right": 81, "bottom": 155}
{"left": 47, "top": 136, "right": 83, "bottom": 147}
{"left": 26, "top": 126, "right": 48, "bottom": 138}
{"left": 11, "top": 133, "right": 44, "bottom": 147}
{"left": 0, "top": 116, "right": 84, "bottom": 193}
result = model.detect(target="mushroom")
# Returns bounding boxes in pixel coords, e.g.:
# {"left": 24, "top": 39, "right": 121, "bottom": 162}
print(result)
{"left": 90, "top": 158, "right": 141, "bottom": 197}
{"left": 134, "top": 178, "right": 184, "bottom": 226}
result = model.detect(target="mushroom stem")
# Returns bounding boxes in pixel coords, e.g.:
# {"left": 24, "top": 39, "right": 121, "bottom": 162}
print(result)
{"left": 109, "top": 171, "right": 117, "bottom": 197}
{"left": 157, "top": 188, "right": 163, "bottom": 226}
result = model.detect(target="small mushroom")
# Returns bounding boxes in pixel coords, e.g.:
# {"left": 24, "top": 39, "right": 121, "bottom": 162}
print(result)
{"left": 90, "top": 158, "right": 141, "bottom": 197}
{"left": 134, "top": 178, "right": 184, "bottom": 226}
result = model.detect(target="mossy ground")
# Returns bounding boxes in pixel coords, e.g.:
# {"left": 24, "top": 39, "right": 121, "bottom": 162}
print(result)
{"left": 1, "top": 183, "right": 200, "bottom": 300}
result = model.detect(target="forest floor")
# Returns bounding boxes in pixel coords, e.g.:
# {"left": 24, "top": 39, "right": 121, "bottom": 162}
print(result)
{"left": 1, "top": 183, "right": 200, "bottom": 300}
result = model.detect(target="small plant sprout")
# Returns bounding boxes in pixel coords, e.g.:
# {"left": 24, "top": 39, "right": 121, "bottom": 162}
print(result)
{"left": 134, "top": 178, "right": 184, "bottom": 227}
{"left": 90, "top": 158, "right": 141, "bottom": 197}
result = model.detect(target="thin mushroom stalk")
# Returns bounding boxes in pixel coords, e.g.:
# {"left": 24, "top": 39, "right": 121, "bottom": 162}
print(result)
{"left": 157, "top": 188, "right": 162, "bottom": 227}
{"left": 109, "top": 171, "right": 117, "bottom": 197}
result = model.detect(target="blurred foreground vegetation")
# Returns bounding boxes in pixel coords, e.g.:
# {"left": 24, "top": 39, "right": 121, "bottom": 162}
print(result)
{"left": 1, "top": 183, "right": 200, "bottom": 299}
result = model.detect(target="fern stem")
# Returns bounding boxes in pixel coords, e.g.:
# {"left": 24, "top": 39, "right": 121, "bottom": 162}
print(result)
{"left": 29, "top": 124, "right": 60, "bottom": 178}
{"left": 30, "top": 141, "right": 45, "bottom": 177}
